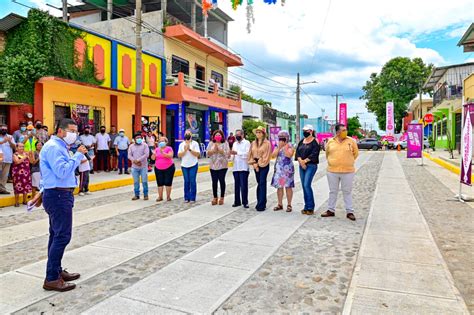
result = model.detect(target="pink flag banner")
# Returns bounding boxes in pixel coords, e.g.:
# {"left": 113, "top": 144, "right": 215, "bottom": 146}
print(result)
{"left": 269, "top": 126, "right": 281, "bottom": 149}
{"left": 460, "top": 103, "right": 474, "bottom": 186}
{"left": 407, "top": 123, "right": 422, "bottom": 159}
{"left": 386, "top": 101, "right": 395, "bottom": 138}
{"left": 339, "top": 103, "right": 347, "bottom": 126}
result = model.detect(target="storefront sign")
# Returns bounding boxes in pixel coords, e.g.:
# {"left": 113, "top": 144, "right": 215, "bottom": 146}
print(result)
{"left": 407, "top": 123, "right": 422, "bottom": 159}
{"left": 386, "top": 101, "right": 395, "bottom": 138}
{"left": 461, "top": 103, "right": 474, "bottom": 186}
{"left": 269, "top": 126, "right": 281, "bottom": 149}
{"left": 339, "top": 103, "right": 347, "bottom": 126}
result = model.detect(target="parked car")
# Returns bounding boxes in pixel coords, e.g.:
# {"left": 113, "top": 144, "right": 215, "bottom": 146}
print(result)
{"left": 357, "top": 138, "right": 382, "bottom": 150}
{"left": 393, "top": 137, "right": 430, "bottom": 149}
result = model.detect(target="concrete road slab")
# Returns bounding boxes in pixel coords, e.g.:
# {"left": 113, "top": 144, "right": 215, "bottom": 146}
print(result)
{"left": 0, "top": 272, "right": 50, "bottom": 314}
{"left": 181, "top": 239, "right": 272, "bottom": 271}
{"left": 119, "top": 260, "right": 249, "bottom": 314}
{"left": 349, "top": 287, "right": 467, "bottom": 315}
{"left": 18, "top": 245, "right": 137, "bottom": 279}
{"left": 83, "top": 296, "right": 189, "bottom": 315}
{"left": 357, "top": 258, "right": 457, "bottom": 299}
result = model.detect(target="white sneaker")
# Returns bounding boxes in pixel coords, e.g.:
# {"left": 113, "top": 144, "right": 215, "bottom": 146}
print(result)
{"left": 79, "top": 192, "right": 85, "bottom": 196}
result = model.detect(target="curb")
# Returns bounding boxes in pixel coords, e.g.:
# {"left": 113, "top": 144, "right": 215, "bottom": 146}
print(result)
{"left": 422, "top": 152, "right": 474, "bottom": 182}
{"left": 0, "top": 164, "right": 213, "bottom": 208}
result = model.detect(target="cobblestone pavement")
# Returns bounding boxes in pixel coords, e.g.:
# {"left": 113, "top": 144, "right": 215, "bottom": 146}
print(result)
{"left": 399, "top": 154, "right": 474, "bottom": 313}
{"left": 216, "top": 152, "right": 383, "bottom": 314}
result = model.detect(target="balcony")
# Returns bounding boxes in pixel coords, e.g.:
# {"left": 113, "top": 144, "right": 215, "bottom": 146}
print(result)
{"left": 166, "top": 72, "right": 241, "bottom": 112}
{"left": 165, "top": 24, "right": 243, "bottom": 67}
{"left": 433, "top": 84, "right": 463, "bottom": 106}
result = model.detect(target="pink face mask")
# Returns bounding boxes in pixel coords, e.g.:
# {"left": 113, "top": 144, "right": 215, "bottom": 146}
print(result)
{"left": 214, "top": 135, "right": 223, "bottom": 142}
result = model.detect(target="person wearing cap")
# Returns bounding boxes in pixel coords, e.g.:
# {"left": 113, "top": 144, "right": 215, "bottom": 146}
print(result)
{"left": 207, "top": 129, "right": 230, "bottom": 205}
{"left": 248, "top": 126, "right": 272, "bottom": 211}
{"left": 23, "top": 124, "right": 38, "bottom": 152}
{"left": 114, "top": 129, "right": 130, "bottom": 174}
{"left": 295, "top": 124, "right": 321, "bottom": 215}
{"left": 128, "top": 133, "right": 149, "bottom": 200}
{"left": 78, "top": 126, "right": 96, "bottom": 173}
{"left": 271, "top": 130, "right": 295, "bottom": 212}
{"left": 322, "top": 123, "right": 359, "bottom": 221}
{"left": 178, "top": 129, "right": 201, "bottom": 203}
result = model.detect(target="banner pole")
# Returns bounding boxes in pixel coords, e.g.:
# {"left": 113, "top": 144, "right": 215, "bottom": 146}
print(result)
{"left": 457, "top": 89, "right": 465, "bottom": 202}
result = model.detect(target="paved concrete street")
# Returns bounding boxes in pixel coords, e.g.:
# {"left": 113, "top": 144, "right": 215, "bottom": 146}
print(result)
{"left": 0, "top": 151, "right": 472, "bottom": 314}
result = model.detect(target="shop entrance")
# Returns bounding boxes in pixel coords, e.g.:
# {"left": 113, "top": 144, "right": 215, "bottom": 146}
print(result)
{"left": 54, "top": 102, "right": 104, "bottom": 133}
{"left": 166, "top": 109, "right": 175, "bottom": 149}
{"left": 185, "top": 108, "right": 204, "bottom": 143}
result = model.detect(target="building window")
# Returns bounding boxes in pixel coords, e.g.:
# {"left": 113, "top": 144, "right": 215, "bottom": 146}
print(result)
{"left": 211, "top": 71, "right": 224, "bottom": 88}
{"left": 171, "top": 55, "right": 189, "bottom": 76}
{"left": 441, "top": 118, "right": 447, "bottom": 136}
{"left": 54, "top": 102, "right": 104, "bottom": 134}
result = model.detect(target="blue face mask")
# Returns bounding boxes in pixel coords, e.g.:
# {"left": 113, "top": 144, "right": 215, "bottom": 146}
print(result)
{"left": 20, "top": 127, "right": 26, "bottom": 132}
{"left": 158, "top": 141, "right": 166, "bottom": 148}
{"left": 136, "top": 138, "right": 143, "bottom": 144}
{"left": 119, "top": 132, "right": 124, "bottom": 137}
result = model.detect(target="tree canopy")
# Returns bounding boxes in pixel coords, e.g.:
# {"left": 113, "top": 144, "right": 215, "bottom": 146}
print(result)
{"left": 360, "top": 57, "right": 432, "bottom": 132}
{"left": 347, "top": 116, "right": 363, "bottom": 138}
{"left": 230, "top": 85, "right": 272, "bottom": 107}
{"left": 242, "top": 119, "right": 266, "bottom": 142}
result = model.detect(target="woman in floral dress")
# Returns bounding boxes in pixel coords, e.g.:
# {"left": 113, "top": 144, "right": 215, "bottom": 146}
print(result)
{"left": 12, "top": 142, "right": 32, "bottom": 207}
{"left": 271, "top": 130, "right": 295, "bottom": 212}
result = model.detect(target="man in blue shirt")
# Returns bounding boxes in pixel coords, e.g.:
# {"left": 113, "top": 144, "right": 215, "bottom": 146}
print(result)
{"left": 31, "top": 118, "right": 87, "bottom": 292}
{"left": 114, "top": 128, "right": 130, "bottom": 174}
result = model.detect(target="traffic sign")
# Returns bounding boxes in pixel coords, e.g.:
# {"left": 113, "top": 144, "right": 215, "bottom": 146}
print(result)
{"left": 424, "top": 113, "right": 434, "bottom": 123}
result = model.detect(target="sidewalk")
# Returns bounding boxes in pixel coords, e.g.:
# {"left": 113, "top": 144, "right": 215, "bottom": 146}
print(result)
{"left": 0, "top": 158, "right": 212, "bottom": 208}
{"left": 343, "top": 152, "right": 469, "bottom": 314}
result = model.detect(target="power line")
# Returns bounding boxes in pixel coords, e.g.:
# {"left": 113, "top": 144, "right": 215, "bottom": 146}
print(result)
{"left": 300, "top": 87, "right": 322, "bottom": 110}
{"left": 307, "top": 0, "right": 332, "bottom": 74}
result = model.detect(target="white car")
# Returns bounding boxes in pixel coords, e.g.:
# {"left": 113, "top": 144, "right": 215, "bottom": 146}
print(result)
{"left": 394, "top": 137, "right": 430, "bottom": 149}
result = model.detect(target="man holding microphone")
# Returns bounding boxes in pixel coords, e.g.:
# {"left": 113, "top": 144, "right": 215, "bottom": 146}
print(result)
{"left": 30, "top": 118, "right": 88, "bottom": 291}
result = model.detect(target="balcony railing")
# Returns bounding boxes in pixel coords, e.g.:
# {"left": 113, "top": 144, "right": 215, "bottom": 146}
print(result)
{"left": 166, "top": 73, "right": 240, "bottom": 102}
{"left": 433, "top": 84, "right": 463, "bottom": 106}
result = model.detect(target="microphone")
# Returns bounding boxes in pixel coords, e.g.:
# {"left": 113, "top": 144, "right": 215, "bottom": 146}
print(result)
{"left": 84, "top": 152, "right": 91, "bottom": 161}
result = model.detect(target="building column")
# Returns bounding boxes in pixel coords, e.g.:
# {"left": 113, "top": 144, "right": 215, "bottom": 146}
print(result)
{"left": 161, "top": 104, "right": 167, "bottom": 135}
{"left": 203, "top": 109, "right": 210, "bottom": 145}
{"left": 33, "top": 82, "right": 43, "bottom": 122}
{"left": 110, "top": 95, "right": 118, "bottom": 127}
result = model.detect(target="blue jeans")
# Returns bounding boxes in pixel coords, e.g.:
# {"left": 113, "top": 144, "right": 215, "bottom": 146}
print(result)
{"left": 299, "top": 164, "right": 318, "bottom": 210}
{"left": 132, "top": 167, "right": 148, "bottom": 197}
{"left": 182, "top": 164, "right": 198, "bottom": 201}
{"left": 254, "top": 165, "right": 270, "bottom": 211}
{"left": 118, "top": 149, "right": 128, "bottom": 172}
{"left": 43, "top": 189, "right": 74, "bottom": 281}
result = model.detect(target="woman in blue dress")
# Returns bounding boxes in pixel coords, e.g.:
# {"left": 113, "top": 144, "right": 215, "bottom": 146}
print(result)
{"left": 271, "top": 130, "right": 295, "bottom": 212}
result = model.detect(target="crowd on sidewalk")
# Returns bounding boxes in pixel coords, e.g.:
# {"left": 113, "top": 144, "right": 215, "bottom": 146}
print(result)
{"left": 18, "top": 118, "right": 359, "bottom": 292}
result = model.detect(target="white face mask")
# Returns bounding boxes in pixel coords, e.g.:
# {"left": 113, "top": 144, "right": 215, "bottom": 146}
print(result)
{"left": 63, "top": 131, "right": 77, "bottom": 145}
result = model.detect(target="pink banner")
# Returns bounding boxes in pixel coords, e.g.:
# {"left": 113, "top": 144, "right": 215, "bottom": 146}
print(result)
{"left": 317, "top": 132, "right": 333, "bottom": 144}
{"left": 461, "top": 103, "right": 474, "bottom": 186}
{"left": 407, "top": 123, "right": 422, "bottom": 159}
{"left": 339, "top": 103, "right": 347, "bottom": 126}
{"left": 269, "top": 126, "right": 281, "bottom": 149}
{"left": 386, "top": 101, "right": 395, "bottom": 138}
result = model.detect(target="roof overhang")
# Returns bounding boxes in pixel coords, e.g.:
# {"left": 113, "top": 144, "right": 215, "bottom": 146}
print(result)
{"left": 0, "top": 13, "right": 25, "bottom": 32}
{"left": 165, "top": 24, "right": 243, "bottom": 67}
{"left": 423, "top": 62, "right": 474, "bottom": 89}
{"left": 457, "top": 23, "right": 474, "bottom": 52}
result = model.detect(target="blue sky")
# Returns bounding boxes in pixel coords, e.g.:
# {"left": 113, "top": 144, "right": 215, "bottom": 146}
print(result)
{"left": 2, "top": 0, "right": 473, "bottom": 131}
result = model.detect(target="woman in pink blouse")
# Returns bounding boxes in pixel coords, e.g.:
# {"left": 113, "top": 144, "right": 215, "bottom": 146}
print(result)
{"left": 152, "top": 136, "right": 175, "bottom": 202}
{"left": 206, "top": 130, "right": 230, "bottom": 205}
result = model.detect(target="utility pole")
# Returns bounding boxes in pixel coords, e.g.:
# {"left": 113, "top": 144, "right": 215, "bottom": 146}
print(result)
{"left": 191, "top": 1, "right": 196, "bottom": 32}
{"left": 296, "top": 73, "right": 301, "bottom": 143}
{"left": 134, "top": 0, "right": 143, "bottom": 134}
{"left": 107, "top": 0, "right": 113, "bottom": 20}
{"left": 161, "top": 0, "right": 167, "bottom": 22}
{"left": 62, "top": 0, "right": 67, "bottom": 22}
{"left": 332, "top": 93, "right": 343, "bottom": 124}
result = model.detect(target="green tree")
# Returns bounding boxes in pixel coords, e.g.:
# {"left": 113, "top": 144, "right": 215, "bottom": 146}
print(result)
{"left": 242, "top": 119, "right": 266, "bottom": 142}
{"left": 230, "top": 85, "right": 272, "bottom": 107}
{"left": 347, "top": 116, "right": 363, "bottom": 138}
{"left": 361, "top": 57, "right": 432, "bottom": 132}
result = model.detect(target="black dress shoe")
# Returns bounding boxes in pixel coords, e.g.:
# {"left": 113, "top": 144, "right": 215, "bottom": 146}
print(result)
{"left": 232, "top": 203, "right": 242, "bottom": 207}
{"left": 243, "top": 204, "right": 249, "bottom": 208}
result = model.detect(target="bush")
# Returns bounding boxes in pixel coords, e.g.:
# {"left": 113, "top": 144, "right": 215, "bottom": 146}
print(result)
{"left": 242, "top": 119, "right": 266, "bottom": 142}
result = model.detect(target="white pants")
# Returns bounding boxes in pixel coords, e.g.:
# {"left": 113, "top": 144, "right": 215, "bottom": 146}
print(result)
{"left": 327, "top": 172, "right": 355, "bottom": 213}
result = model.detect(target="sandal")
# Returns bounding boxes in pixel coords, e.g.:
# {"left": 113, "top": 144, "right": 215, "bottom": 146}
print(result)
{"left": 14, "top": 203, "right": 20, "bottom": 207}
{"left": 286, "top": 205, "right": 293, "bottom": 212}
{"left": 273, "top": 204, "right": 284, "bottom": 211}
{"left": 167, "top": 197, "right": 172, "bottom": 201}
{"left": 218, "top": 197, "right": 224, "bottom": 205}
{"left": 156, "top": 197, "right": 163, "bottom": 202}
